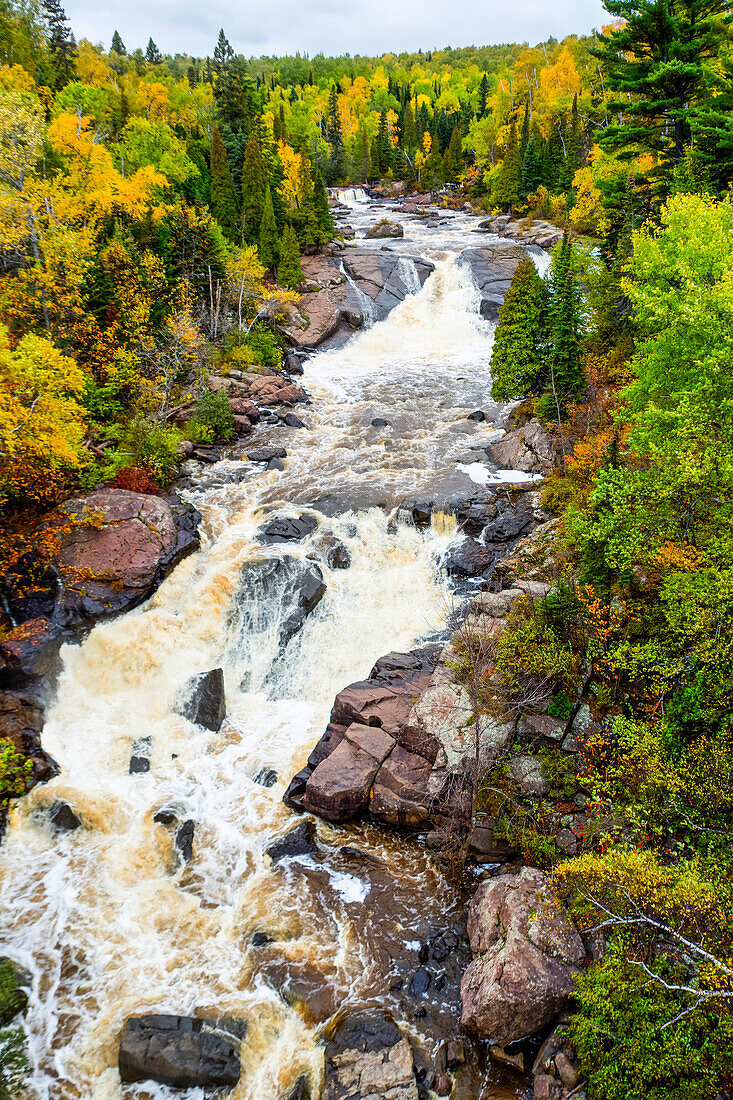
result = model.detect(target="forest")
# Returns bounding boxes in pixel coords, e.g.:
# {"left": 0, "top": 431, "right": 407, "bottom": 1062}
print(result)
{"left": 2, "top": 0, "right": 733, "bottom": 1096}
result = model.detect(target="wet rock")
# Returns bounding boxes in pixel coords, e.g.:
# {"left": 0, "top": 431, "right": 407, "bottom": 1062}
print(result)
{"left": 308, "top": 534, "right": 351, "bottom": 570}
{"left": 46, "top": 490, "right": 201, "bottom": 631}
{"left": 192, "top": 446, "right": 221, "bottom": 463}
{"left": 253, "top": 768, "right": 278, "bottom": 788}
{"left": 0, "top": 618, "right": 61, "bottom": 687}
{"left": 282, "top": 412, "right": 306, "bottom": 428}
{"left": 288, "top": 1074, "right": 311, "bottom": 1100}
{"left": 247, "top": 446, "right": 288, "bottom": 463}
{"left": 489, "top": 420, "right": 559, "bottom": 474}
{"left": 304, "top": 739, "right": 384, "bottom": 822}
{"left": 444, "top": 536, "right": 494, "bottom": 579}
{"left": 252, "top": 931, "right": 274, "bottom": 947}
{"left": 371, "top": 417, "right": 389, "bottom": 427}
{"left": 49, "top": 801, "right": 80, "bottom": 832}
{"left": 175, "top": 819, "right": 195, "bottom": 862}
{"left": 490, "top": 1045, "right": 525, "bottom": 1072}
{"left": 534, "top": 1075, "right": 562, "bottom": 1100}
{"left": 257, "top": 514, "right": 318, "bottom": 544}
{"left": 409, "top": 967, "right": 431, "bottom": 996}
{"left": 461, "top": 867, "right": 585, "bottom": 1045}
{"left": 153, "top": 809, "right": 177, "bottom": 826}
{"left": 467, "top": 821, "right": 518, "bottom": 863}
{"left": 323, "top": 1015, "right": 418, "bottom": 1100}
{"left": 466, "top": 410, "right": 486, "bottom": 422}
{"left": 268, "top": 457, "right": 285, "bottom": 471}
{"left": 118, "top": 1014, "right": 241, "bottom": 1088}
{"left": 266, "top": 820, "right": 318, "bottom": 862}
{"left": 129, "top": 755, "right": 150, "bottom": 774}
{"left": 365, "top": 220, "right": 404, "bottom": 239}
{"left": 369, "top": 746, "right": 432, "bottom": 827}
{"left": 0, "top": 690, "right": 56, "bottom": 789}
{"left": 555, "top": 1051, "right": 578, "bottom": 1090}
{"left": 458, "top": 244, "right": 527, "bottom": 320}
{"left": 236, "top": 557, "right": 327, "bottom": 650}
{"left": 176, "top": 669, "right": 226, "bottom": 732}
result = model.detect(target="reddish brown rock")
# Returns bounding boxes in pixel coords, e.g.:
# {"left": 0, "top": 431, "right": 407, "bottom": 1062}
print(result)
{"left": 0, "top": 618, "right": 60, "bottom": 686}
{"left": 369, "top": 746, "right": 433, "bottom": 826}
{"left": 344, "top": 722, "right": 396, "bottom": 764}
{"left": 488, "top": 419, "right": 559, "bottom": 474}
{"left": 303, "top": 739, "right": 382, "bottom": 821}
{"left": 461, "top": 867, "right": 585, "bottom": 1045}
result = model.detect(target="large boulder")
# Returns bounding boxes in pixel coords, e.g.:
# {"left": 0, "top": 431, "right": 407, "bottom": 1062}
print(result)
{"left": 322, "top": 1015, "right": 418, "bottom": 1100}
{"left": 369, "top": 746, "right": 433, "bottom": 827}
{"left": 234, "top": 556, "right": 327, "bottom": 652}
{"left": 303, "top": 723, "right": 396, "bottom": 822}
{"left": 118, "top": 1014, "right": 241, "bottom": 1089}
{"left": 461, "top": 867, "right": 585, "bottom": 1045}
{"left": 257, "top": 514, "right": 318, "bottom": 544}
{"left": 176, "top": 669, "right": 226, "bottom": 732}
{"left": 458, "top": 244, "right": 528, "bottom": 320}
{"left": 50, "top": 489, "right": 201, "bottom": 630}
{"left": 365, "top": 220, "right": 404, "bottom": 239}
{"left": 488, "top": 420, "right": 559, "bottom": 474}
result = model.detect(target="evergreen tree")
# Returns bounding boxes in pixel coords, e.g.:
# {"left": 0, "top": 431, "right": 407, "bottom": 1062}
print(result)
{"left": 478, "top": 72, "right": 489, "bottom": 118}
{"left": 41, "top": 0, "right": 75, "bottom": 88}
{"left": 423, "top": 145, "right": 445, "bottom": 191}
{"left": 490, "top": 257, "right": 548, "bottom": 402}
{"left": 493, "top": 119, "right": 521, "bottom": 211}
{"left": 111, "top": 30, "right": 126, "bottom": 55}
{"left": 520, "top": 102, "right": 530, "bottom": 159}
{"left": 258, "top": 185, "right": 277, "bottom": 270}
{"left": 241, "top": 135, "right": 267, "bottom": 242}
{"left": 547, "top": 231, "right": 584, "bottom": 409}
{"left": 592, "top": 0, "right": 731, "bottom": 190}
{"left": 356, "top": 121, "right": 371, "bottom": 181}
{"left": 443, "top": 125, "right": 463, "bottom": 182}
{"left": 210, "top": 126, "right": 239, "bottom": 240}
{"left": 689, "top": 57, "right": 733, "bottom": 191}
{"left": 187, "top": 65, "right": 198, "bottom": 89}
{"left": 521, "top": 138, "right": 542, "bottom": 197}
{"left": 325, "top": 84, "right": 347, "bottom": 184}
{"left": 145, "top": 38, "right": 162, "bottom": 65}
{"left": 402, "top": 101, "right": 417, "bottom": 152}
{"left": 375, "top": 108, "right": 393, "bottom": 175}
{"left": 313, "top": 171, "right": 334, "bottom": 239}
{"left": 278, "top": 223, "right": 303, "bottom": 288}
{"left": 213, "top": 28, "right": 233, "bottom": 71}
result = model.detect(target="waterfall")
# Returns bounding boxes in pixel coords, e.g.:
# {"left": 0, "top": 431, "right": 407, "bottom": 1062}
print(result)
{"left": 336, "top": 187, "right": 369, "bottom": 206}
{"left": 396, "top": 256, "right": 421, "bottom": 295}
{"left": 340, "top": 261, "right": 376, "bottom": 329}
{"left": 526, "top": 243, "right": 553, "bottom": 279}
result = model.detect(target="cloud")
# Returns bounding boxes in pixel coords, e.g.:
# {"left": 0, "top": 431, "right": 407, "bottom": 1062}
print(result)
{"left": 66, "top": 0, "right": 608, "bottom": 59}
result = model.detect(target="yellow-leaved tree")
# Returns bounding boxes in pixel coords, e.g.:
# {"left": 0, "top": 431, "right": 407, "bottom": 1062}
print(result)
{"left": 0, "top": 324, "right": 86, "bottom": 506}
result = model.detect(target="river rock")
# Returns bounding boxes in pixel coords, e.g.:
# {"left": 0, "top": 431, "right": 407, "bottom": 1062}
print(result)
{"left": 461, "top": 867, "right": 585, "bottom": 1044}
{"left": 322, "top": 1015, "right": 418, "bottom": 1100}
{"left": 44, "top": 490, "right": 201, "bottom": 631}
{"left": 342, "top": 251, "right": 434, "bottom": 321}
{"left": 235, "top": 557, "right": 327, "bottom": 650}
{"left": 247, "top": 446, "right": 288, "bottom": 463}
{"left": 308, "top": 534, "right": 351, "bottom": 570}
{"left": 175, "top": 819, "right": 195, "bottom": 862}
{"left": 303, "top": 734, "right": 387, "bottom": 822}
{"left": 488, "top": 420, "right": 559, "bottom": 474}
{"left": 0, "top": 618, "right": 61, "bottom": 687}
{"left": 48, "top": 801, "right": 81, "bottom": 832}
{"left": 266, "top": 820, "right": 318, "bottom": 862}
{"left": 458, "top": 244, "right": 527, "bottom": 320}
{"left": 118, "top": 1014, "right": 241, "bottom": 1088}
{"left": 257, "top": 514, "right": 318, "bottom": 543}
{"left": 365, "top": 220, "right": 404, "bottom": 239}
{"left": 444, "top": 536, "right": 494, "bottom": 579}
{"left": 369, "top": 746, "right": 432, "bottom": 827}
{"left": 176, "top": 669, "right": 226, "bottom": 731}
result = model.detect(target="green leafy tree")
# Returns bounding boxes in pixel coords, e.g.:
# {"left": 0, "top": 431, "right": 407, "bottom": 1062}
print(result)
{"left": 258, "top": 184, "right": 277, "bottom": 270}
{"left": 277, "top": 223, "right": 303, "bottom": 288}
{"left": 209, "top": 125, "right": 239, "bottom": 240}
{"left": 490, "top": 256, "right": 548, "bottom": 401}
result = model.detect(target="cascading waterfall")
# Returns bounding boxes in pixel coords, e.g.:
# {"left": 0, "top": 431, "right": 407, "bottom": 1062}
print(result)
{"left": 336, "top": 187, "right": 369, "bottom": 206}
{"left": 339, "top": 261, "right": 376, "bottom": 329}
{"left": 0, "top": 202, "right": 537, "bottom": 1100}
{"left": 396, "top": 256, "right": 422, "bottom": 296}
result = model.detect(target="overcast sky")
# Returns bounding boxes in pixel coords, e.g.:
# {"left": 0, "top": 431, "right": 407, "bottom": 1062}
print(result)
{"left": 65, "top": 0, "right": 609, "bottom": 60}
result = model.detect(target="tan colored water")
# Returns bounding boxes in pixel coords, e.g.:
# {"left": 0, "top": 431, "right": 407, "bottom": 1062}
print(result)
{"left": 0, "top": 201, "right": 530, "bottom": 1100}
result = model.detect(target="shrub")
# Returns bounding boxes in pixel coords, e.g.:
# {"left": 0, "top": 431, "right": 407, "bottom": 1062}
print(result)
{"left": 190, "top": 389, "right": 234, "bottom": 442}
{"left": 110, "top": 466, "right": 159, "bottom": 494}
{"left": 0, "top": 741, "right": 31, "bottom": 808}
{"left": 104, "top": 416, "right": 180, "bottom": 486}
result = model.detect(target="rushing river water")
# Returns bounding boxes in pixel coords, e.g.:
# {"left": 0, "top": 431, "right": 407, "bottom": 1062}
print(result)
{"left": 0, "top": 193, "right": 536, "bottom": 1100}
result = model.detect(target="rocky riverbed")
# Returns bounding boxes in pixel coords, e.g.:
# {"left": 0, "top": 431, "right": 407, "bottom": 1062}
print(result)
{"left": 0, "top": 190, "right": 581, "bottom": 1100}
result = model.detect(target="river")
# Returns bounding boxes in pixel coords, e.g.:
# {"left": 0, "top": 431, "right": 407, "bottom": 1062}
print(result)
{"left": 0, "top": 192, "right": 536, "bottom": 1100}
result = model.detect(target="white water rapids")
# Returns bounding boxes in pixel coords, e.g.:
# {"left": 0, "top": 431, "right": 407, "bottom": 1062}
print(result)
{"left": 0, "top": 201, "right": 540, "bottom": 1100}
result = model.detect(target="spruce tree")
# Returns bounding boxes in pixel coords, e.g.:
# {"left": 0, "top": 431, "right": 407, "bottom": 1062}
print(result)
{"left": 521, "top": 138, "right": 543, "bottom": 198}
{"left": 547, "top": 231, "right": 584, "bottom": 409}
{"left": 313, "top": 171, "right": 334, "bottom": 239}
{"left": 376, "top": 108, "right": 393, "bottom": 175}
{"left": 214, "top": 28, "right": 233, "bottom": 71}
{"left": 258, "top": 185, "right": 277, "bottom": 270}
{"left": 241, "top": 135, "right": 266, "bottom": 242}
{"left": 210, "top": 126, "right": 239, "bottom": 240}
{"left": 111, "top": 30, "right": 126, "bottom": 55}
{"left": 520, "top": 103, "right": 530, "bottom": 159}
{"left": 478, "top": 73, "right": 489, "bottom": 119}
{"left": 278, "top": 224, "right": 303, "bottom": 288}
{"left": 490, "top": 257, "right": 548, "bottom": 402}
{"left": 42, "top": 0, "right": 75, "bottom": 88}
{"left": 493, "top": 119, "right": 521, "bottom": 211}
{"left": 402, "top": 101, "right": 417, "bottom": 153}
{"left": 145, "top": 38, "right": 162, "bottom": 65}
{"left": 443, "top": 126, "right": 463, "bottom": 182}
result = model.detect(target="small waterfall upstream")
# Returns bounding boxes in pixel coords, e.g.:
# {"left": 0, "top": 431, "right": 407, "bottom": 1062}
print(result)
{"left": 0, "top": 206, "right": 529, "bottom": 1100}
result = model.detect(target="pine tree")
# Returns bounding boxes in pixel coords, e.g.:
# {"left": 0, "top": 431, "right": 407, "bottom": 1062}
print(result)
{"left": 356, "top": 122, "right": 371, "bottom": 182}
{"left": 376, "top": 108, "right": 393, "bottom": 175}
{"left": 258, "top": 185, "right": 277, "bottom": 270}
{"left": 241, "top": 135, "right": 267, "bottom": 242}
{"left": 187, "top": 65, "right": 198, "bottom": 89}
{"left": 402, "top": 101, "right": 417, "bottom": 153}
{"left": 111, "top": 30, "right": 126, "bottom": 55}
{"left": 278, "top": 224, "right": 303, "bottom": 288}
{"left": 478, "top": 73, "right": 489, "bottom": 119}
{"left": 214, "top": 29, "right": 233, "bottom": 71}
{"left": 423, "top": 145, "right": 445, "bottom": 191}
{"left": 592, "top": 0, "right": 731, "bottom": 189}
{"left": 145, "top": 38, "right": 162, "bottom": 65}
{"left": 41, "top": 0, "right": 75, "bottom": 88}
{"left": 313, "top": 171, "right": 334, "bottom": 239}
{"left": 521, "top": 138, "right": 543, "bottom": 198}
{"left": 490, "top": 257, "right": 548, "bottom": 402}
{"left": 210, "top": 126, "right": 239, "bottom": 240}
{"left": 493, "top": 119, "right": 521, "bottom": 211}
{"left": 547, "top": 231, "right": 584, "bottom": 409}
{"left": 443, "top": 126, "right": 463, "bottom": 182}
{"left": 520, "top": 102, "right": 530, "bottom": 159}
